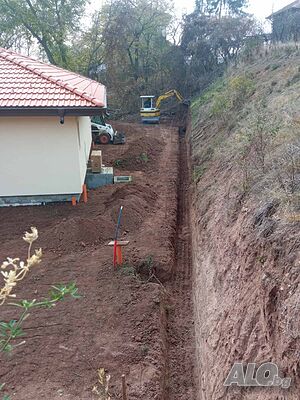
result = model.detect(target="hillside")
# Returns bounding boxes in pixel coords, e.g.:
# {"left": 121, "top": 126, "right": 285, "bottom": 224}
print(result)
{"left": 190, "top": 44, "right": 300, "bottom": 399}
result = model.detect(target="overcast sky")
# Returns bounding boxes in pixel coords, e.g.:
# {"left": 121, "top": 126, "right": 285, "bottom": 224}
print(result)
{"left": 174, "top": 0, "right": 293, "bottom": 19}
{"left": 89, "top": 0, "right": 294, "bottom": 24}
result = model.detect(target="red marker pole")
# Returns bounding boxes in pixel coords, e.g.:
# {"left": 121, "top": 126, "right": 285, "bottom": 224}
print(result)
{"left": 113, "top": 206, "right": 123, "bottom": 268}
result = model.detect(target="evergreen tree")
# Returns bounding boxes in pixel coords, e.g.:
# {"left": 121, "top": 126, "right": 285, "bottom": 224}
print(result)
{"left": 206, "top": 0, "right": 248, "bottom": 18}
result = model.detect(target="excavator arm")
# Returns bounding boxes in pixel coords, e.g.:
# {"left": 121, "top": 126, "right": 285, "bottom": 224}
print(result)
{"left": 156, "top": 89, "right": 184, "bottom": 109}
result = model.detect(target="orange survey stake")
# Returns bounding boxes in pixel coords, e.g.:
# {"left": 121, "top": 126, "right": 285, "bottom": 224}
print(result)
{"left": 82, "top": 184, "right": 88, "bottom": 203}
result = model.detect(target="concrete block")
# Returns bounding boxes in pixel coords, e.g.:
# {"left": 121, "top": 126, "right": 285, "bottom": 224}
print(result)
{"left": 85, "top": 167, "right": 114, "bottom": 190}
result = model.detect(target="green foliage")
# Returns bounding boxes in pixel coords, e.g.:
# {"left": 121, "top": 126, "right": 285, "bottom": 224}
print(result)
{"left": 118, "top": 263, "right": 137, "bottom": 277}
{"left": 241, "top": 35, "right": 265, "bottom": 62}
{"left": 143, "top": 255, "right": 154, "bottom": 273}
{"left": 0, "top": 0, "right": 87, "bottom": 67}
{"left": 0, "top": 0, "right": 254, "bottom": 114}
{"left": 191, "top": 79, "right": 225, "bottom": 110}
{"left": 271, "top": 63, "right": 280, "bottom": 71}
{"left": 118, "top": 255, "right": 155, "bottom": 281}
{"left": 135, "top": 254, "right": 157, "bottom": 281}
{"left": 228, "top": 75, "right": 256, "bottom": 106}
{"left": 211, "top": 93, "right": 230, "bottom": 116}
{"left": 0, "top": 384, "right": 10, "bottom": 400}
{"left": 286, "top": 71, "right": 300, "bottom": 87}
{"left": 91, "top": 0, "right": 176, "bottom": 113}
{"left": 206, "top": 0, "right": 248, "bottom": 17}
{"left": 0, "top": 320, "right": 25, "bottom": 352}
{"left": 209, "top": 74, "right": 255, "bottom": 117}
{"left": 0, "top": 282, "right": 80, "bottom": 354}
{"left": 139, "top": 152, "right": 149, "bottom": 163}
{"left": 193, "top": 165, "right": 208, "bottom": 182}
{"left": 181, "top": 13, "right": 259, "bottom": 95}
{"left": 0, "top": 230, "right": 81, "bottom": 399}
{"left": 113, "top": 152, "right": 149, "bottom": 169}
{"left": 114, "top": 159, "right": 123, "bottom": 167}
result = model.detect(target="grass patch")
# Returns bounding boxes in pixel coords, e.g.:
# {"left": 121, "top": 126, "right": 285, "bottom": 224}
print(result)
{"left": 193, "top": 164, "right": 208, "bottom": 182}
{"left": 139, "top": 152, "right": 149, "bottom": 163}
{"left": 191, "top": 74, "right": 255, "bottom": 120}
{"left": 191, "top": 78, "right": 225, "bottom": 113}
{"left": 113, "top": 159, "right": 123, "bottom": 167}
{"left": 211, "top": 75, "right": 255, "bottom": 117}
{"left": 118, "top": 262, "right": 137, "bottom": 277}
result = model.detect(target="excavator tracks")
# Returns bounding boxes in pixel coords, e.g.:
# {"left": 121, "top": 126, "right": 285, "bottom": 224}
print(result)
{"left": 165, "top": 130, "right": 196, "bottom": 400}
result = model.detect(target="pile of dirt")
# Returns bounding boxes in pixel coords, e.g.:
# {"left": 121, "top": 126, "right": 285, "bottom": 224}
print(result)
{"left": 106, "top": 184, "right": 158, "bottom": 232}
{"left": 97, "top": 122, "right": 165, "bottom": 172}
{"left": 113, "top": 136, "right": 164, "bottom": 171}
{"left": 41, "top": 216, "right": 115, "bottom": 253}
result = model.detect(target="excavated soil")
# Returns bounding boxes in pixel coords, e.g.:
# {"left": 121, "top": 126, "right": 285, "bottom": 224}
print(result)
{"left": 0, "top": 122, "right": 193, "bottom": 400}
{"left": 191, "top": 103, "right": 300, "bottom": 398}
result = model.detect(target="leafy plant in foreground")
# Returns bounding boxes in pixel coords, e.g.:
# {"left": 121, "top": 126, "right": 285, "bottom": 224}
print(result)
{"left": 0, "top": 227, "right": 80, "bottom": 399}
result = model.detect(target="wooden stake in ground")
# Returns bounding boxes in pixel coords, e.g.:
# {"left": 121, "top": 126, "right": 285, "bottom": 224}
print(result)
{"left": 82, "top": 184, "right": 88, "bottom": 203}
{"left": 113, "top": 206, "right": 123, "bottom": 268}
{"left": 121, "top": 374, "right": 127, "bottom": 400}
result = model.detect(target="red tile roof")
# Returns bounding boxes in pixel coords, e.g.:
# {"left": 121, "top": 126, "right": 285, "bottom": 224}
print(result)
{"left": 0, "top": 48, "right": 107, "bottom": 109}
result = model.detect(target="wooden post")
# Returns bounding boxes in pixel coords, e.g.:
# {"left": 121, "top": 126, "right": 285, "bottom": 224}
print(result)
{"left": 108, "top": 241, "right": 129, "bottom": 268}
{"left": 82, "top": 184, "right": 88, "bottom": 203}
{"left": 122, "top": 374, "right": 127, "bottom": 400}
{"left": 116, "top": 244, "right": 123, "bottom": 265}
{"left": 113, "top": 206, "right": 123, "bottom": 268}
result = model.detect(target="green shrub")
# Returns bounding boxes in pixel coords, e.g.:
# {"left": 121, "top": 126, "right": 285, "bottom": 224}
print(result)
{"left": 211, "top": 93, "right": 230, "bottom": 116}
{"left": 113, "top": 159, "right": 123, "bottom": 167}
{"left": 228, "top": 75, "right": 255, "bottom": 106}
{"left": 191, "top": 78, "right": 226, "bottom": 118}
{"left": 209, "top": 74, "right": 255, "bottom": 117}
{"left": 193, "top": 164, "right": 208, "bottom": 182}
{"left": 139, "top": 152, "right": 149, "bottom": 163}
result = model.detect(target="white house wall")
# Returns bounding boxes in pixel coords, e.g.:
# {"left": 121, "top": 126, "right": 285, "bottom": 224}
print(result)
{"left": 0, "top": 116, "right": 89, "bottom": 197}
{"left": 77, "top": 116, "right": 92, "bottom": 185}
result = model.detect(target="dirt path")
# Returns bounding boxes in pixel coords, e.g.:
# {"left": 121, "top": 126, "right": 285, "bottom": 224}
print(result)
{"left": 165, "top": 132, "right": 196, "bottom": 399}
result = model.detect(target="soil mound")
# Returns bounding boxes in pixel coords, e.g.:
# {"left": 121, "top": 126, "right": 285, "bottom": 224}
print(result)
{"left": 106, "top": 184, "right": 158, "bottom": 232}
{"left": 41, "top": 216, "right": 114, "bottom": 252}
{"left": 114, "top": 136, "right": 164, "bottom": 171}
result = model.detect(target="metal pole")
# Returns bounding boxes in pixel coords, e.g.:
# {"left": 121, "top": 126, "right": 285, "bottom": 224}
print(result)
{"left": 121, "top": 374, "right": 127, "bottom": 400}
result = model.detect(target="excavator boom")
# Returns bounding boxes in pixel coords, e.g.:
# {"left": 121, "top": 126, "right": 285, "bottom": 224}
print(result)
{"left": 156, "top": 90, "right": 184, "bottom": 109}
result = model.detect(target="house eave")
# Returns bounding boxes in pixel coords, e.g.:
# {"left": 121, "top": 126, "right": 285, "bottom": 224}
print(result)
{"left": 267, "top": 4, "right": 300, "bottom": 19}
{"left": 0, "top": 106, "right": 107, "bottom": 117}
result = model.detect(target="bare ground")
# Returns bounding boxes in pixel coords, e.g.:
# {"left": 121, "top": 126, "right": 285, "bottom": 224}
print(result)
{"left": 0, "top": 122, "right": 197, "bottom": 400}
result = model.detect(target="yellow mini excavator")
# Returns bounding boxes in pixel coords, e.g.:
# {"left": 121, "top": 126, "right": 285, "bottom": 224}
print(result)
{"left": 140, "top": 89, "right": 188, "bottom": 124}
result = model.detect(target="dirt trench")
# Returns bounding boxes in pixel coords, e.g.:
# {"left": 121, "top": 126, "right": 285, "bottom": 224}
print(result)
{"left": 163, "top": 128, "right": 196, "bottom": 400}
